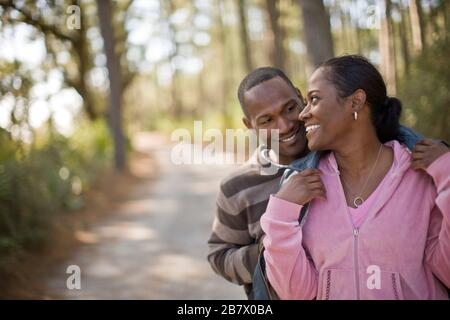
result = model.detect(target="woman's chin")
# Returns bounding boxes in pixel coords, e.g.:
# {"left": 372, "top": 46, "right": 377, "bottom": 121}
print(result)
{"left": 307, "top": 139, "right": 323, "bottom": 151}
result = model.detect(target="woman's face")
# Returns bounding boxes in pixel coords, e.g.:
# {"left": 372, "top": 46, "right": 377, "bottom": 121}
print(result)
{"left": 299, "top": 67, "right": 353, "bottom": 151}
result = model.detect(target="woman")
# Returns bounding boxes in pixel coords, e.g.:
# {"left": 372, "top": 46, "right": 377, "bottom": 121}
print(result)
{"left": 260, "top": 55, "right": 449, "bottom": 299}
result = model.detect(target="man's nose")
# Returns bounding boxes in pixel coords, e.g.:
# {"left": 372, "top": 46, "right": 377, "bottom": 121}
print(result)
{"left": 277, "top": 116, "right": 294, "bottom": 133}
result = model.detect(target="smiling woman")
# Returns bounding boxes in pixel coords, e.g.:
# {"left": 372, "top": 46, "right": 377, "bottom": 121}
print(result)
{"left": 260, "top": 55, "right": 450, "bottom": 300}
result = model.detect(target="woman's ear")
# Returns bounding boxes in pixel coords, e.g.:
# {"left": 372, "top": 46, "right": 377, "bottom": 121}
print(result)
{"left": 351, "top": 89, "right": 367, "bottom": 113}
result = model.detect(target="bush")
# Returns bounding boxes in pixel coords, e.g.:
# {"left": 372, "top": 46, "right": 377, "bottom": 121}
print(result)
{"left": 0, "top": 120, "right": 112, "bottom": 256}
{"left": 399, "top": 38, "right": 450, "bottom": 142}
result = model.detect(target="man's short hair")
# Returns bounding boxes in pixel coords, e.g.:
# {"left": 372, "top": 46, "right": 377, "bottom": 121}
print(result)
{"left": 237, "top": 67, "right": 298, "bottom": 117}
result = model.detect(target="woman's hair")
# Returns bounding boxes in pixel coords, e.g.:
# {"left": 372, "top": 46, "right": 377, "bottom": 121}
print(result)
{"left": 320, "top": 55, "right": 402, "bottom": 143}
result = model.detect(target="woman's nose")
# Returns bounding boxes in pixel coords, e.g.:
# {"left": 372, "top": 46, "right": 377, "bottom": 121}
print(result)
{"left": 299, "top": 104, "right": 311, "bottom": 121}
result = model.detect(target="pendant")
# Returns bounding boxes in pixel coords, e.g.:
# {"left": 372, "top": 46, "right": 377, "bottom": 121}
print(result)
{"left": 353, "top": 196, "right": 364, "bottom": 208}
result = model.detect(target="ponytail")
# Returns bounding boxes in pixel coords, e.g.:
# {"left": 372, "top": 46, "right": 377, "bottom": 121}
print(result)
{"left": 373, "top": 96, "right": 402, "bottom": 143}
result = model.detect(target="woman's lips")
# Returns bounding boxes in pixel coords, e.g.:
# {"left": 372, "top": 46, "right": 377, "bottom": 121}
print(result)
{"left": 305, "top": 124, "right": 320, "bottom": 138}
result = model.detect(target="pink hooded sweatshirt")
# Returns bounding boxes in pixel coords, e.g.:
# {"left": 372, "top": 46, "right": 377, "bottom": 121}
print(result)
{"left": 261, "top": 140, "right": 450, "bottom": 300}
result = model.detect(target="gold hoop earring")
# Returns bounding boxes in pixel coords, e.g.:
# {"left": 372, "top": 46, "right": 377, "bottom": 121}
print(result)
{"left": 354, "top": 112, "right": 358, "bottom": 121}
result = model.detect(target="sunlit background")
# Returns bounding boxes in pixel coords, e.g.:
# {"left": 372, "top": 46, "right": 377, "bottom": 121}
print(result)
{"left": 0, "top": 0, "right": 448, "bottom": 299}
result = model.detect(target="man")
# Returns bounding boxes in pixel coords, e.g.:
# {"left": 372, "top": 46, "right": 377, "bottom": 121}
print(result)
{"left": 207, "top": 67, "right": 308, "bottom": 299}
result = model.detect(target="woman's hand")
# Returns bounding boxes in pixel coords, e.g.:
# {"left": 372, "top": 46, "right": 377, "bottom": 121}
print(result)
{"left": 275, "top": 169, "right": 326, "bottom": 205}
{"left": 411, "top": 139, "right": 449, "bottom": 170}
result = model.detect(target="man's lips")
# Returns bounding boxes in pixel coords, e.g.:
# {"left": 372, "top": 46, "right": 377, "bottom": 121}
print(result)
{"left": 280, "top": 127, "right": 300, "bottom": 143}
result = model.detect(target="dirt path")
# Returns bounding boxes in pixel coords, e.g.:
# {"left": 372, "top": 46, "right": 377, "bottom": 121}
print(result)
{"left": 41, "top": 132, "right": 246, "bottom": 299}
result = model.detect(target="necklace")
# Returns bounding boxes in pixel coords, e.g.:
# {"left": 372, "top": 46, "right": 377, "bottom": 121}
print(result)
{"left": 340, "top": 144, "right": 383, "bottom": 208}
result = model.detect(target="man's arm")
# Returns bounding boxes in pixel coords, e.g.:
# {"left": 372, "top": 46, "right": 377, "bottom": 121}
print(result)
{"left": 207, "top": 188, "right": 260, "bottom": 285}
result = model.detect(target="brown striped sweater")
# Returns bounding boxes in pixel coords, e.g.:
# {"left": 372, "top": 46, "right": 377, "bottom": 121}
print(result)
{"left": 207, "top": 149, "right": 285, "bottom": 299}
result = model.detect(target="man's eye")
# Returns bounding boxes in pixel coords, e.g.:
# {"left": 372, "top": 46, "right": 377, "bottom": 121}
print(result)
{"left": 261, "top": 118, "right": 272, "bottom": 125}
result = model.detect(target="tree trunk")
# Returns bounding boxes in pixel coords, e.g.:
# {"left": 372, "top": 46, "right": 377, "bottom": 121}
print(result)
{"left": 73, "top": 7, "right": 97, "bottom": 121}
{"left": 339, "top": 6, "right": 350, "bottom": 52}
{"left": 216, "top": 0, "right": 233, "bottom": 129}
{"left": 96, "top": 0, "right": 126, "bottom": 171}
{"left": 266, "top": 0, "right": 285, "bottom": 70}
{"left": 297, "top": 0, "right": 334, "bottom": 69}
{"left": 409, "top": 0, "right": 425, "bottom": 52}
{"left": 399, "top": 3, "right": 410, "bottom": 75}
{"left": 237, "top": 0, "right": 253, "bottom": 73}
{"left": 443, "top": 0, "right": 450, "bottom": 42}
{"left": 379, "top": 0, "right": 397, "bottom": 95}
{"left": 157, "top": 0, "right": 183, "bottom": 119}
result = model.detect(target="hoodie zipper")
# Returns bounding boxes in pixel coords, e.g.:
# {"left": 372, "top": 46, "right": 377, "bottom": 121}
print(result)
{"left": 333, "top": 146, "right": 400, "bottom": 300}
{"left": 336, "top": 173, "right": 363, "bottom": 300}
{"left": 353, "top": 227, "right": 360, "bottom": 300}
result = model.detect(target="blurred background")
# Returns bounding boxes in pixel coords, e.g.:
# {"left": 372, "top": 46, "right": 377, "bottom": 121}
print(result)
{"left": 0, "top": 0, "right": 448, "bottom": 299}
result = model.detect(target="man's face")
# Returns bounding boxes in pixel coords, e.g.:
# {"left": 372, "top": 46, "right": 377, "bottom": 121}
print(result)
{"left": 242, "top": 76, "right": 307, "bottom": 163}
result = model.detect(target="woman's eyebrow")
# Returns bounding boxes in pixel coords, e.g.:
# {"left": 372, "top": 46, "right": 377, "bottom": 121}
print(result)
{"left": 307, "top": 90, "right": 319, "bottom": 97}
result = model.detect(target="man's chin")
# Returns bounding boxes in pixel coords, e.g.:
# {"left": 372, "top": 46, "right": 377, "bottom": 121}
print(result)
{"left": 279, "top": 140, "right": 307, "bottom": 160}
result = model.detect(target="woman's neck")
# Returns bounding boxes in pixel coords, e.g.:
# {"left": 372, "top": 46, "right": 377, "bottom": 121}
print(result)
{"left": 334, "top": 131, "right": 383, "bottom": 178}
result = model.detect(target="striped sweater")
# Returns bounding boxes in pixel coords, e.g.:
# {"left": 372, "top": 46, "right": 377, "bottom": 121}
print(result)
{"left": 207, "top": 150, "right": 285, "bottom": 298}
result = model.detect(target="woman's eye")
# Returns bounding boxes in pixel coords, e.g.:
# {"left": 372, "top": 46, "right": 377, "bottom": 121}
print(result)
{"left": 311, "top": 96, "right": 319, "bottom": 104}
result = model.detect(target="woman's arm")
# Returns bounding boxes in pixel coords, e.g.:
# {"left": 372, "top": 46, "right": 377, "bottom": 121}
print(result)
{"left": 417, "top": 144, "right": 450, "bottom": 287}
{"left": 261, "top": 195, "right": 319, "bottom": 299}
{"left": 260, "top": 169, "right": 325, "bottom": 299}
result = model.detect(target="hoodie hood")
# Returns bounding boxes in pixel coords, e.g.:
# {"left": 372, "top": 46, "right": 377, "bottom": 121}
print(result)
{"left": 322, "top": 140, "right": 412, "bottom": 178}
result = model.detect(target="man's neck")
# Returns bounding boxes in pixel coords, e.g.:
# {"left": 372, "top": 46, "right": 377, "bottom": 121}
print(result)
{"left": 279, "top": 149, "right": 309, "bottom": 165}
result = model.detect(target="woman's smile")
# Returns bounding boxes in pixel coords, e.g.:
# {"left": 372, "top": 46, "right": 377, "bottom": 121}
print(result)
{"left": 305, "top": 124, "right": 321, "bottom": 138}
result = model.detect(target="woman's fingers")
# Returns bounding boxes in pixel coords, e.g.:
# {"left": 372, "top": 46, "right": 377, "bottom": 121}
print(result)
{"left": 309, "top": 181, "right": 325, "bottom": 190}
{"left": 299, "top": 168, "right": 322, "bottom": 177}
{"left": 413, "top": 144, "right": 428, "bottom": 153}
{"left": 417, "top": 139, "right": 436, "bottom": 146}
{"left": 312, "top": 188, "right": 327, "bottom": 200}
{"left": 411, "top": 159, "right": 425, "bottom": 170}
{"left": 411, "top": 152, "right": 424, "bottom": 160}
{"left": 305, "top": 175, "right": 322, "bottom": 184}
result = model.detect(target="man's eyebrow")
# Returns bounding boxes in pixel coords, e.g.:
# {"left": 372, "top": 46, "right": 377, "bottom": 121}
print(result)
{"left": 255, "top": 98, "right": 299, "bottom": 121}
{"left": 282, "top": 98, "right": 297, "bottom": 108}
{"left": 255, "top": 113, "right": 271, "bottom": 122}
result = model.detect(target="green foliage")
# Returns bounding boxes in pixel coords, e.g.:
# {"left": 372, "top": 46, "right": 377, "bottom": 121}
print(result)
{"left": 399, "top": 38, "right": 450, "bottom": 142}
{"left": 0, "top": 120, "right": 112, "bottom": 257}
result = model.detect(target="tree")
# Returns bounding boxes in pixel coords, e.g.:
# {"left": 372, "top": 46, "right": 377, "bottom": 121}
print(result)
{"left": 97, "top": 0, "right": 126, "bottom": 170}
{"left": 398, "top": 2, "right": 411, "bottom": 75}
{"left": 0, "top": 0, "right": 98, "bottom": 120}
{"left": 237, "top": 0, "right": 253, "bottom": 73}
{"left": 265, "top": 0, "right": 285, "bottom": 70}
{"left": 379, "top": 0, "right": 397, "bottom": 95}
{"left": 409, "top": 0, "right": 425, "bottom": 53}
{"left": 215, "top": 0, "right": 233, "bottom": 129}
{"left": 297, "top": 0, "right": 334, "bottom": 68}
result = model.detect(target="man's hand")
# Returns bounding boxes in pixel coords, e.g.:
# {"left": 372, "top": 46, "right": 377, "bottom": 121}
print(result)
{"left": 275, "top": 169, "right": 326, "bottom": 205}
{"left": 411, "top": 139, "right": 449, "bottom": 170}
